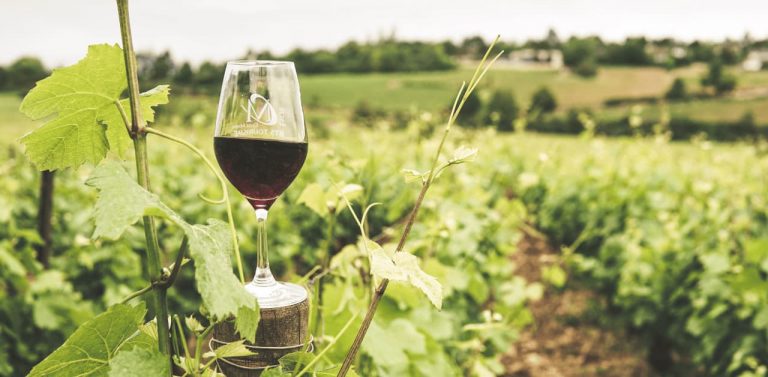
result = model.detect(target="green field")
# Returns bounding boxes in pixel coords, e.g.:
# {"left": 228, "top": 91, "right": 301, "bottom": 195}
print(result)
{"left": 299, "top": 64, "right": 768, "bottom": 123}
{"left": 4, "top": 63, "right": 768, "bottom": 376}
{"left": 300, "top": 66, "right": 681, "bottom": 110}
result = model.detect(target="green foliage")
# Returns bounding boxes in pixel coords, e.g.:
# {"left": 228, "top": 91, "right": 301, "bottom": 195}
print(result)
{"left": 370, "top": 247, "right": 442, "bottom": 309}
{"left": 6, "top": 57, "right": 48, "bottom": 92}
{"left": 19, "top": 44, "right": 168, "bottom": 170}
{"left": 28, "top": 303, "right": 151, "bottom": 377}
{"left": 511, "top": 134, "right": 768, "bottom": 375}
{"left": 701, "top": 59, "right": 738, "bottom": 95}
{"left": 573, "top": 59, "right": 598, "bottom": 78}
{"left": 454, "top": 85, "right": 483, "bottom": 128}
{"left": 484, "top": 90, "right": 518, "bottom": 131}
{"left": 86, "top": 161, "right": 258, "bottom": 323}
{"left": 562, "top": 36, "right": 600, "bottom": 76}
{"left": 601, "top": 37, "right": 651, "bottom": 66}
{"left": 528, "top": 86, "right": 557, "bottom": 115}
{"left": 665, "top": 78, "right": 688, "bottom": 100}
{"left": 108, "top": 347, "right": 169, "bottom": 377}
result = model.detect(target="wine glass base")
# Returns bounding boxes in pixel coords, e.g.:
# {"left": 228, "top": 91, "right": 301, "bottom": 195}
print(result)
{"left": 244, "top": 280, "right": 307, "bottom": 309}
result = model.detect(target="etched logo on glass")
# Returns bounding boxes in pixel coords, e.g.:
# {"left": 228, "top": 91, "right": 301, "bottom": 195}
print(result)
{"left": 243, "top": 93, "right": 278, "bottom": 126}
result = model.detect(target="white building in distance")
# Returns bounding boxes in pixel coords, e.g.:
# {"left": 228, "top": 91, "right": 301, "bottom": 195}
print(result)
{"left": 742, "top": 50, "right": 768, "bottom": 71}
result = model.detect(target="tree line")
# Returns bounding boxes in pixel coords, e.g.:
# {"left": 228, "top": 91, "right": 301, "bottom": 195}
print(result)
{"left": 3, "top": 32, "right": 768, "bottom": 94}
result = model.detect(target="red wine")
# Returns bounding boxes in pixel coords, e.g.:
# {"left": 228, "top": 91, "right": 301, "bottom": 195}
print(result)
{"left": 214, "top": 137, "right": 308, "bottom": 209}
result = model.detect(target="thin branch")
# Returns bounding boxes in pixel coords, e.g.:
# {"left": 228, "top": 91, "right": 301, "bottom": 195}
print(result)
{"left": 114, "top": 100, "right": 132, "bottom": 135}
{"left": 145, "top": 127, "right": 245, "bottom": 283}
{"left": 297, "top": 312, "right": 359, "bottom": 376}
{"left": 337, "top": 36, "right": 502, "bottom": 377}
{"left": 116, "top": 0, "right": 171, "bottom": 363}
{"left": 116, "top": 0, "right": 144, "bottom": 137}
{"left": 194, "top": 324, "right": 216, "bottom": 371}
{"left": 120, "top": 284, "right": 154, "bottom": 304}
{"left": 163, "top": 236, "right": 188, "bottom": 288}
{"left": 120, "top": 237, "right": 188, "bottom": 305}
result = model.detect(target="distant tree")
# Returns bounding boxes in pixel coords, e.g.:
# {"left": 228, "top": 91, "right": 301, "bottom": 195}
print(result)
{"left": 719, "top": 46, "right": 740, "bottom": 65}
{"left": 460, "top": 36, "right": 488, "bottom": 58}
{"left": 173, "top": 62, "right": 194, "bottom": 86}
{"left": 715, "top": 75, "right": 737, "bottom": 94}
{"left": 688, "top": 41, "right": 716, "bottom": 62}
{"left": 701, "top": 60, "right": 737, "bottom": 95}
{"left": 602, "top": 37, "right": 651, "bottom": 65}
{"left": 373, "top": 43, "right": 402, "bottom": 72}
{"left": 256, "top": 50, "right": 278, "bottom": 60}
{"left": 546, "top": 28, "right": 561, "bottom": 49}
{"left": 241, "top": 49, "right": 277, "bottom": 60}
{"left": 484, "top": 90, "right": 518, "bottom": 131}
{"left": 0, "top": 66, "right": 7, "bottom": 90}
{"left": 529, "top": 87, "right": 557, "bottom": 115}
{"left": 665, "top": 78, "right": 688, "bottom": 100}
{"left": 288, "top": 48, "right": 336, "bottom": 73}
{"left": 373, "top": 41, "right": 454, "bottom": 72}
{"left": 7, "top": 57, "right": 47, "bottom": 92}
{"left": 736, "top": 110, "right": 759, "bottom": 142}
{"left": 440, "top": 40, "right": 459, "bottom": 56}
{"left": 454, "top": 86, "right": 482, "bottom": 127}
{"left": 149, "top": 51, "right": 174, "bottom": 81}
{"left": 574, "top": 59, "right": 598, "bottom": 78}
{"left": 562, "top": 37, "right": 601, "bottom": 77}
{"left": 336, "top": 41, "right": 373, "bottom": 72}
{"left": 351, "top": 100, "right": 383, "bottom": 127}
{"left": 195, "top": 61, "right": 224, "bottom": 87}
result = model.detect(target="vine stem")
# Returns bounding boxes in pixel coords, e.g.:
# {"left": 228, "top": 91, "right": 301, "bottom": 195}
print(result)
{"left": 120, "top": 236, "right": 188, "bottom": 304}
{"left": 145, "top": 127, "right": 245, "bottom": 282}
{"left": 116, "top": 0, "right": 171, "bottom": 368}
{"left": 337, "top": 36, "right": 502, "bottom": 377}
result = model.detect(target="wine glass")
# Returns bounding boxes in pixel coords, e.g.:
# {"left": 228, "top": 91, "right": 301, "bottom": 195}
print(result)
{"left": 214, "top": 61, "right": 308, "bottom": 308}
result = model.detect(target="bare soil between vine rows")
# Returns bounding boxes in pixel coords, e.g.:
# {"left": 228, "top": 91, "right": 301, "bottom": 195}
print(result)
{"left": 502, "top": 231, "right": 656, "bottom": 377}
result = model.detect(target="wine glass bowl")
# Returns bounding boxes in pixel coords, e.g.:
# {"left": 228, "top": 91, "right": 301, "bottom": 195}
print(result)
{"left": 214, "top": 61, "right": 308, "bottom": 308}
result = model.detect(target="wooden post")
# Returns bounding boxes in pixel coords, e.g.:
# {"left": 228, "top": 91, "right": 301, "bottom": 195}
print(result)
{"left": 36, "top": 170, "right": 54, "bottom": 268}
{"left": 212, "top": 299, "right": 310, "bottom": 376}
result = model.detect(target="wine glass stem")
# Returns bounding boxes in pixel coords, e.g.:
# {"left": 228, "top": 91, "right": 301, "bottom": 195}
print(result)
{"left": 253, "top": 208, "right": 276, "bottom": 286}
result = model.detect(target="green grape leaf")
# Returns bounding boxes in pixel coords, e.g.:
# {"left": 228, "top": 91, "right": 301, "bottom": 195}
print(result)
{"left": 338, "top": 183, "right": 364, "bottom": 201}
{"left": 100, "top": 85, "right": 171, "bottom": 158}
{"left": 541, "top": 265, "right": 567, "bottom": 288}
{"left": 277, "top": 351, "right": 314, "bottom": 371}
{"left": 86, "top": 161, "right": 184, "bottom": 240}
{"left": 0, "top": 247, "right": 26, "bottom": 277}
{"left": 449, "top": 145, "right": 478, "bottom": 163}
{"left": 21, "top": 108, "right": 110, "bottom": 171}
{"left": 19, "top": 44, "right": 170, "bottom": 170}
{"left": 744, "top": 237, "right": 768, "bottom": 266}
{"left": 401, "top": 168, "right": 428, "bottom": 183}
{"left": 260, "top": 353, "right": 360, "bottom": 377}
{"left": 362, "top": 319, "right": 426, "bottom": 367}
{"left": 28, "top": 303, "right": 148, "bottom": 377}
{"left": 20, "top": 44, "right": 125, "bottom": 120}
{"left": 370, "top": 247, "right": 406, "bottom": 280}
{"left": 299, "top": 182, "right": 364, "bottom": 217}
{"left": 370, "top": 245, "right": 442, "bottom": 309}
{"left": 86, "top": 161, "right": 258, "bottom": 321}
{"left": 205, "top": 340, "right": 254, "bottom": 359}
{"left": 260, "top": 369, "right": 289, "bottom": 377}
{"left": 108, "top": 347, "right": 169, "bottom": 377}
{"left": 392, "top": 252, "right": 443, "bottom": 309}
{"left": 297, "top": 183, "right": 327, "bottom": 216}
{"left": 432, "top": 145, "right": 479, "bottom": 181}
{"left": 235, "top": 305, "right": 261, "bottom": 343}
{"left": 19, "top": 44, "right": 124, "bottom": 170}
{"left": 187, "top": 220, "right": 259, "bottom": 320}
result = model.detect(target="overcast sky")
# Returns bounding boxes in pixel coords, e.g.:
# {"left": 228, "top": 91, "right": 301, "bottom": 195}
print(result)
{"left": 2, "top": 0, "right": 767, "bottom": 66}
